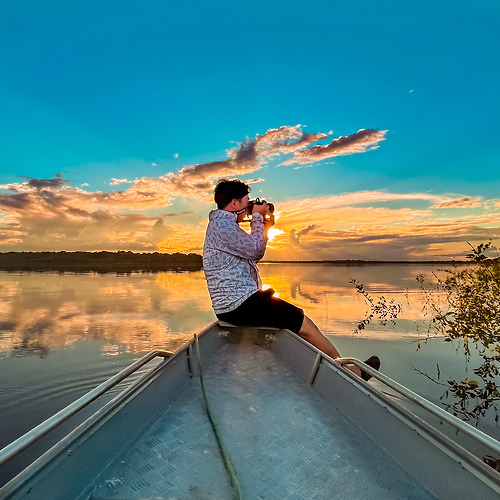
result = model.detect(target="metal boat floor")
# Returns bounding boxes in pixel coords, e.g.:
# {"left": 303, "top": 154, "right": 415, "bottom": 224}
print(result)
{"left": 90, "top": 338, "right": 434, "bottom": 500}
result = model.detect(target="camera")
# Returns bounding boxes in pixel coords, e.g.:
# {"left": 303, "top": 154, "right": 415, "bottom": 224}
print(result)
{"left": 243, "top": 198, "right": 275, "bottom": 227}
{"left": 247, "top": 198, "right": 275, "bottom": 214}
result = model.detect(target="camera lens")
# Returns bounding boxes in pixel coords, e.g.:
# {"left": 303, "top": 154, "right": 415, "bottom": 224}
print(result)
{"left": 247, "top": 199, "right": 274, "bottom": 214}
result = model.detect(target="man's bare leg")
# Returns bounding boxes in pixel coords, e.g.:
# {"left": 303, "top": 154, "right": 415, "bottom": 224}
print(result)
{"left": 298, "top": 315, "right": 362, "bottom": 377}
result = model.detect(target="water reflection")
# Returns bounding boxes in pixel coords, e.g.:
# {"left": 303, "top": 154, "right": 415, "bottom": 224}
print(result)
{"left": 0, "top": 271, "right": 215, "bottom": 358}
{"left": 1, "top": 263, "right": 497, "bottom": 447}
{"left": 0, "top": 264, "right": 457, "bottom": 359}
{"left": 259, "top": 263, "right": 451, "bottom": 340}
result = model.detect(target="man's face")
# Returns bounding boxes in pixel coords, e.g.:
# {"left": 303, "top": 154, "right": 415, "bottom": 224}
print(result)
{"left": 235, "top": 195, "right": 249, "bottom": 222}
{"left": 235, "top": 195, "right": 249, "bottom": 212}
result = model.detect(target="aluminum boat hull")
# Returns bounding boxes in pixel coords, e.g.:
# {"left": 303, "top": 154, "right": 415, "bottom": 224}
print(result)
{"left": 1, "top": 323, "right": 499, "bottom": 499}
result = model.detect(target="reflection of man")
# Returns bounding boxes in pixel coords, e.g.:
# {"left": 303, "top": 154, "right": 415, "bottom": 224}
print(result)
{"left": 203, "top": 179, "right": 380, "bottom": 379}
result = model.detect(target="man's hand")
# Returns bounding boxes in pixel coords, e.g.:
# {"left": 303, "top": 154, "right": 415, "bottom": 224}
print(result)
{"left": 251, "top": 201, "right": 269, "bottom": 216}
{"left": 264, "top": 213, "right": 275, "bottom": 230}
{"left": 251, "top": 202, "right": 275, "bottom": 230}
{"left": 250, "top": 201, "right": 274, "bottom": 229}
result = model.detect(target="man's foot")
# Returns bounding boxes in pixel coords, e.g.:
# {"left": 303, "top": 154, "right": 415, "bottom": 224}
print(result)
{"left": 361, "top": 355, "right": 380, "bottom": 381}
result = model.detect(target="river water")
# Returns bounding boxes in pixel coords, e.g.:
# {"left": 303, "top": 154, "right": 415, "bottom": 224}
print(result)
{"left": 0, "top": 263, "right": 498, "bottom": 455}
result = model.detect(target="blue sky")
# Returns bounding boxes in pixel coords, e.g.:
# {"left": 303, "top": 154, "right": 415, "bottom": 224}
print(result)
{"left": 0, "top": 1, "right": 499, "bottom": 259}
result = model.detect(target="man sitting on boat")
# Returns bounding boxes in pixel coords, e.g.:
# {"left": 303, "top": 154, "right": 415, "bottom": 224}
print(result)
{"left": 203, "top": 179, "right": 380, "bottom": 380}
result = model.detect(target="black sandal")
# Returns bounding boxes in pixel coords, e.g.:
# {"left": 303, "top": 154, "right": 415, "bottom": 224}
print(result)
{"left": 361, "top": 355, "right": 380, "bottom": 381}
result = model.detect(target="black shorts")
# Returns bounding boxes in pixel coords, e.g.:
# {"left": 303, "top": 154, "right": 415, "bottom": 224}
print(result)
{"left": 216, "top": 289, "right": 304, "bottom": 334}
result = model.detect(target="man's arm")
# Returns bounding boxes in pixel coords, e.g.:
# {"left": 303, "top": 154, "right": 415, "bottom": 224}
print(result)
{"left": 212, "top": 213, "right": 267, "bottom": 261}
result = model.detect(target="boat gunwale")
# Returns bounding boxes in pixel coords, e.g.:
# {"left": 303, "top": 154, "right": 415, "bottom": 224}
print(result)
{"left": 0, "top": 323, "right": 215, "bottom": 499}
{"left": 266, "top": 325, "right": 500, "bottom": 496}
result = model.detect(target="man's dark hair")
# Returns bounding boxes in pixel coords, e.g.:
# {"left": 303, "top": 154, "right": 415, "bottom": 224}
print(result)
{"left": 214, "top": 179, "right": 250, "bottom": 209}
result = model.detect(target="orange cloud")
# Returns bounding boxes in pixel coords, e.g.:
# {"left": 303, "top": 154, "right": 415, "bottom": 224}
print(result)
{"left": 0, "top": 125, "right": 387, "bottom": 252}
{"left": 1, "top": 126, "right": 498, "bottom": 259}
{"left": 1, "top": 179, "right": 499, "bottom": 258}
{"left": 0, "top": 126, "right": 384, "bottom": 213}
{"left": 264, "top": 192, "right": 500, "bottom": 261}
{"left": 281, "top": 129, "right": 387, "bottom": 165}
{"left": 431, "top": 197, "right": 482, "bottom": 209}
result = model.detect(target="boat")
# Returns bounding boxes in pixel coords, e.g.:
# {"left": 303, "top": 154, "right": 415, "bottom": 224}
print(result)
{"left": 1, "top": 322, "right": 499, "bottom": 499}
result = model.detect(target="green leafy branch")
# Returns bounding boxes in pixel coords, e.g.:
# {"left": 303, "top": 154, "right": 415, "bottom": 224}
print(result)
{"left": 350, "top": 279, "right": 403, "bottom": 334}
{"left": 417, "top": 241, "right": 500, "bottom": 425}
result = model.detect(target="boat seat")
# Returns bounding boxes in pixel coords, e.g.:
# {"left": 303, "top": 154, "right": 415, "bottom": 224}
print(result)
{"left": 218, "top": 320, "right": 279, "bottom": 331}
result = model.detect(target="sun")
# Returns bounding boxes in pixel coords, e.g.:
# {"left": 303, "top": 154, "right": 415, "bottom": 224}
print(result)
{"left": 267, "top": 227, "right": 284, "bottom": 242}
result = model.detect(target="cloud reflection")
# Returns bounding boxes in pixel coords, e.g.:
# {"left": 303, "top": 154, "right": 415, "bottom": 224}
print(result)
{"left": 0, "top": 264, "right": 455, "bottom": 359}
{"left": 0, "top": 271, "right": 214, "bottom": 357}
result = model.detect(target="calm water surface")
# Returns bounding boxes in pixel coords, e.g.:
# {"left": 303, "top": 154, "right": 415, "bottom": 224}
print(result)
{"left": 0, "top": 263, "right": 498, "bottom": 453}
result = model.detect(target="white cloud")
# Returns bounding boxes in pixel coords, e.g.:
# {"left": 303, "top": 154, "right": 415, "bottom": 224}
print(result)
{"left": 110, "top": 178, "right": 134, "bottom": 185}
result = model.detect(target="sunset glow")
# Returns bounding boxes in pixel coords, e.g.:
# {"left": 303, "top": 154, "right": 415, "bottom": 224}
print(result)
{"left": 267, "top": 227, "right": 284, "bottom": 244}
{"left": 0, "top": 2, "right": 498, "bottom": 261}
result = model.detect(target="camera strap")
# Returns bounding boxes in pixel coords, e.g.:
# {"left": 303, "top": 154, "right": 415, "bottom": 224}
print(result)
{"left": 231, "top": 207, "right": 247, "bottom": 216}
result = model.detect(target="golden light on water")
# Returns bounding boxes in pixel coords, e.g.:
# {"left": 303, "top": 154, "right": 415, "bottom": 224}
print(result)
{"left": 0, "top": 263, "right": 455, "bottom": 357}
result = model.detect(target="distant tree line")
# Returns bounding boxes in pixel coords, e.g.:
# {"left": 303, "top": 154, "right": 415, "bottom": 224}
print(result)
{"left": 0, "top": 251, "right": 202, "bottom": 273}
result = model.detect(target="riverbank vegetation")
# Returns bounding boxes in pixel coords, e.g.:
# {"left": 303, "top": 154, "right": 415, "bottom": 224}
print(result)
{"left": 416, "top": 242, "right": 500, "bottom": 425}
{"left": 0, "top": 251, "right": 202, "bottom": 273}
{"left": 353, "top": 242, "right": 500, "bottom": 427}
